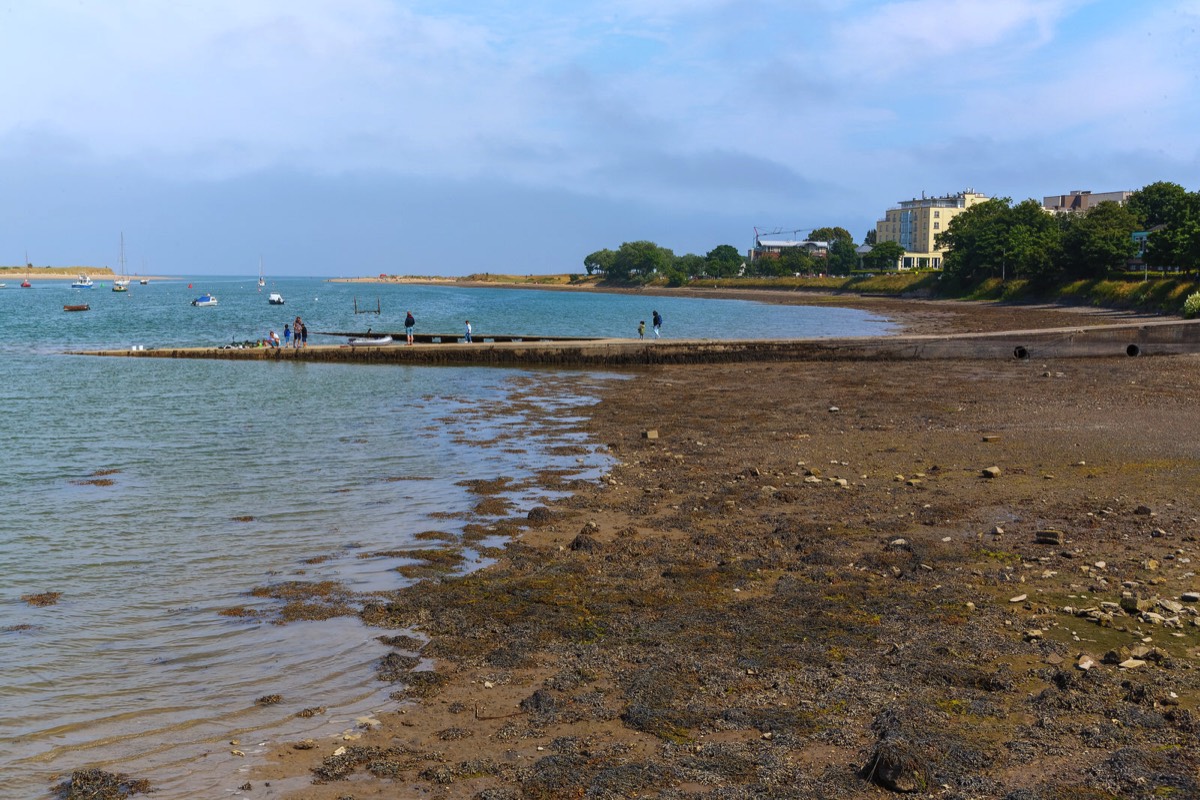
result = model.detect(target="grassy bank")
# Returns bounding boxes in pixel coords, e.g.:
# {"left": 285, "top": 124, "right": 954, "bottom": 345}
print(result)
{"left": 613, "top": 271, "right": 1199, "bottom": 316}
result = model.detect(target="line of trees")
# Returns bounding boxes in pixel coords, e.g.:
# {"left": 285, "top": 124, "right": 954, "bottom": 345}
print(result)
{"left": 937, "top": 181, "right": 1200, "bottom": 286}
{"left": 582, "top": 181, "right": 1200, "bottom": 287}
{"left": 583, "top": 226, "right": 874, "bottom": 284}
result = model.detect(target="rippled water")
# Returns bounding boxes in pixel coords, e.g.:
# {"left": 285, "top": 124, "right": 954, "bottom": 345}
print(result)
{"left": 0, "top": 277, "right": 895, "bottom": 797}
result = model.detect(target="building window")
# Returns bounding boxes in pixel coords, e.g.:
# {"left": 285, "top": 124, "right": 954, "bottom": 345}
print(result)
{"left": 934, "top": 211, "right": 940, "bottom": 218}
{"left": 934, "top": 222, "right": 940, "bottom": 230}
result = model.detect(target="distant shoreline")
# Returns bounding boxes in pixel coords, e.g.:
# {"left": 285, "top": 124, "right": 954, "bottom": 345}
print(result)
{"left": 0, "top": 268, "right": 175, "bottom": 281}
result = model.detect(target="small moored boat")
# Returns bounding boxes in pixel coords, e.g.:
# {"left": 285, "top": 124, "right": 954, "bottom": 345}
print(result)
{"left": 191, "top": 293, "right": 218, "bottom": 307}
{"left": 268, "top": 292, "right": 285, "bottom": 305}
{"left": 71, "top": 275, "right": 94, "bottom": 289}
{"left": 348, "top": 333, "right": 394, "bottom": 346}
{"left": 64, "top": 303, "right": 90, "bottom": 312}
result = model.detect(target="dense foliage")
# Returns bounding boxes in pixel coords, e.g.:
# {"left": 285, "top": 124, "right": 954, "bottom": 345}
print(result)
{"left": 583, "top": 181, "right": 1200, "bottom": 296}
{"left": 938, "top": 182, "right": 1199, "bottom": 288}
{"left": 583, "top": 224, "right": 864, "bottom": 284}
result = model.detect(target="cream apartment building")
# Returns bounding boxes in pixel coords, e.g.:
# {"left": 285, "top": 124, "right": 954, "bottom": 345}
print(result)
{"left": 875, "top": 190, "right": 989, "bottom": 269}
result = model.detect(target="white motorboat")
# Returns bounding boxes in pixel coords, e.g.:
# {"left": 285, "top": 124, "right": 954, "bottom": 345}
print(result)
{"left": 191, "top": 293, "right": 218, "bottom": 307}
{"left": 71, "top": 275, "right": 94, "bottom": 289}
{"left": 268, "top": 292, "right": 285, "bottom": 305}
{"left": 348, "top": 333, "right": 394, "bottom": 346}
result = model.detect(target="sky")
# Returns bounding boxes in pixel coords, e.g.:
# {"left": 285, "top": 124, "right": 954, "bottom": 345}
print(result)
{"left": 1, "top": 0, "right": 1199, "bottom": 277}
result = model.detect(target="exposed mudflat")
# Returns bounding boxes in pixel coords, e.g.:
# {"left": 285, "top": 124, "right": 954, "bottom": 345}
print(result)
{"left": 87, "top": 299, "right": 1200, "bottom": 800}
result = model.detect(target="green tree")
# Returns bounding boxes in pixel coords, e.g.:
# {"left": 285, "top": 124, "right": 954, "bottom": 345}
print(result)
{"left": 1005, "top": 199, "right": 1063, "bottom": 282}
{"left": 1145, "top": 217, "right": 1200, "bottom": 273}
{"left": 862, "top": 229, "right": 877, "bottom": 246}
{"left": 937, "top": 198, "right": 1014, "bottom": 283}
{"left": 1059, "top": 201, "right": 1139, "bottom": 278}
{"left": 1126, "top": 183, "right": 1200, "bottom": 273}
{"left": 674, "top": 253, "right": 706, "bottom": 279}
{"left": 808, "top": 226, "right": 854, "bottom": 244}
{"left": 826, "top": 238, "right": 858, "bottom": 275}
{"left": 777, "top": 247, "right": 816, "bottom": 276}
{"left": 1126, "top": 181, "right": 1191, "bottom": 229}
{"left": 583, "top": 248, "right": 615, "bottom": 276}
{"left": 610, "top": 240, "right": 672, "bottom": 282}
{"left": 860, "top": 240, "right": 903, "bottom": 271}
{"left": 705, "top": 244, "right": 742, "bottom": 277}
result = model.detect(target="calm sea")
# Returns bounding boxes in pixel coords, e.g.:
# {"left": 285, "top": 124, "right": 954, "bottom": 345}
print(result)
{"left": 0, "top": 276, "right": 895, "bottom": 798}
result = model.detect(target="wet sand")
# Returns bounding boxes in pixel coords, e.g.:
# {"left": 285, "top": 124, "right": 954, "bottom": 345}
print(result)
{"left": 208, "top": 299, "right": 1200, "bottom": 798}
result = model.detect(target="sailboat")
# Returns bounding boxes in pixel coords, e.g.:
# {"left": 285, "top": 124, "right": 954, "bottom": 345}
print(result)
{"left": 113, "top": 233, "right": 130, "bottom": 292}
{"left": 257, "top": 257, "right": 265, "bottom": 290}
{"left": 21, "top": 251, "right": 31, "bottom": 287}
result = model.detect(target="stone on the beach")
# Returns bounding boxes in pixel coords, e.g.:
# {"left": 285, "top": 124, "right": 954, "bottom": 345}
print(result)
{"left": 527, "top": 506, "right": 553, "bottom": 525}
{"left": 294, "top": 739, "right": 317, "bottom": 750}
{"left": 828, "top": 406, "right": 840, "bottom": 413}
{"left": 982, "top": 466, "right": 1001, "bottom": 479}
{"left": 641, "top": 429, "right": 659, "bottom": 440}
{"left": 982, "top": 434, "right": 1001, "bottom": 442}
{"left": 1182, "top": 592, "right": 1200, "bottom": 603}
{"left": 889, "top": 538, "right": 908, "bottom": 548}
{"left": 569, "top": 533, "right": 601, "bottom": 553}
{"left": 1076, "top": 655, "right": 1096, "bottom": 671}
{"left": 1009, "top": 594, "right": 1027, "bottom": 603}
{"left": 1120, "top": 595, "right": 1155, "bottom": 614}
{"left": 1035, "top": 529, "right": 1063, "bottom": 545}
{"left": 1134, "top": 505, "right": 1153, "bottom": 515}
{"left": 1119, "top": 658, "right": 1147, "bottom": 670}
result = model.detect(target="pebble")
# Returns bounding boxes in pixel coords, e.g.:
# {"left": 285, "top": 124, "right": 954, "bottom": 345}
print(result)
{"left": 982, "top": 466, "right": 1001, "bottom": 479}
{"left": 1009, "top": 594, "right": 1028, "bottom": 603}
{"left": 1076, "top": 655, "right": 1096, "bottom": 671}
{"left": 1119, "top": 659, "right": 1147, "bottom": 670}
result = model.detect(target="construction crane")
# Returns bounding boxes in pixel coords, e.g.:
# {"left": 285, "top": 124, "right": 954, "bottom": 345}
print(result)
{"left": 753, "top": 226, "right": 811, "bottom": 248}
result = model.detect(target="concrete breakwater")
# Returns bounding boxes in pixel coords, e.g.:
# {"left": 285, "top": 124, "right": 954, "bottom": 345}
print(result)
{"left": 70, "top": 318, "right": 1200, "bottom": 366}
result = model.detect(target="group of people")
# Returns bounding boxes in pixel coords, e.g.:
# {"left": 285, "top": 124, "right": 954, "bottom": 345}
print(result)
{"left": 638, "top": 310, "right": 664, "bottom": 339}
{"left": 266, "top": 317, "right": 309, "bottom": 349}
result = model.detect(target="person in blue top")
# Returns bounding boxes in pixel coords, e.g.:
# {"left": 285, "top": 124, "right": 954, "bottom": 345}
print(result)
{"left": 283, "top": 324, "right": 291, "bottom": 347}
{"left": 405, "top": 310, "right": 416, "bottom": 345}
{"left": 652, "top": 310, "right": 662, "bottom": 339}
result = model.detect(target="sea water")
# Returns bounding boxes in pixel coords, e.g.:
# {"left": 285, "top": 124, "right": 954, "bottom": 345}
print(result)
{"left": 0, "top": 277, "right": 895, "bottom": 797}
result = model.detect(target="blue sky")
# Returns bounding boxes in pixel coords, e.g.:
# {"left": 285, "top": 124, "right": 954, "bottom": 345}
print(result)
{"left": 1, "top": 0, "right": 1198, "bottom": 276}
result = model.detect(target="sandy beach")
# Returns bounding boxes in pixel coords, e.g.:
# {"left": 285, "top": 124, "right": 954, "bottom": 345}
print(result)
{"left": 157, "top": 297, "right": 1198, "bottom": 799}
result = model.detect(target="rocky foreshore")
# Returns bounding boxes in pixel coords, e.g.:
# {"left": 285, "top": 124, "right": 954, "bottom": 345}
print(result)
{"left": 63, "top": 299, "right": 1199, "bottom": 800}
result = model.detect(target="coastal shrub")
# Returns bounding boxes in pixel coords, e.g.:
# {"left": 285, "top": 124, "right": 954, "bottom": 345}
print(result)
{"left": 1184, "top": 291, "right": 1200, "bottom": 318}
